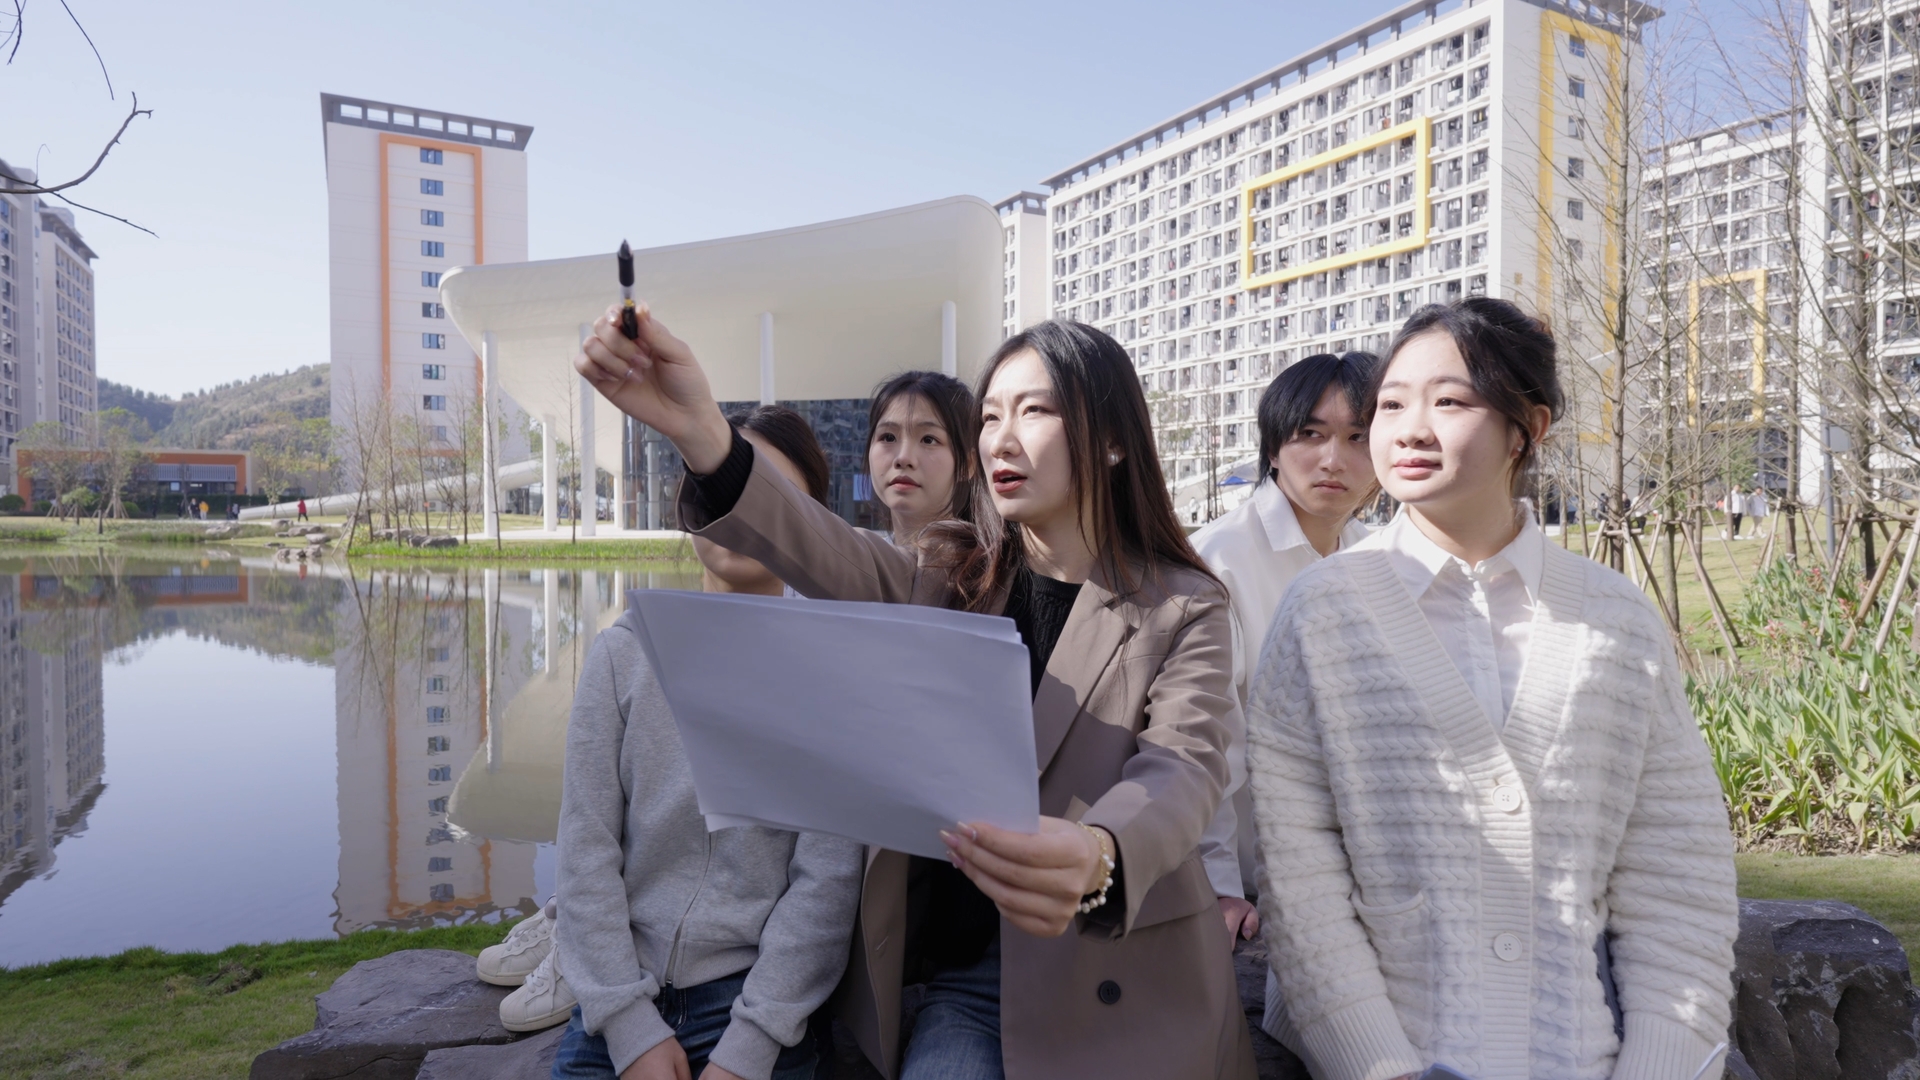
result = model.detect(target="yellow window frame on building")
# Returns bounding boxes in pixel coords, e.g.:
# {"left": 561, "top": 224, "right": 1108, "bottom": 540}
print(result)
{"left": 1241, "top": 116, "right": 1434, "bottom": 291}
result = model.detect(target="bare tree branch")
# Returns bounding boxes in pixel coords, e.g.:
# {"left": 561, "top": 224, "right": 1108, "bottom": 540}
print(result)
{"left": 56, "top": 0, "right": 112, "bottom": 98}
{"left": 38, "top": 185, "right": 154, "bottom": 236}
{"left": 3, "top": 0, "right": 23, "bottom": 66}
{"left": 0, "top": 91, "right": 149, "bottom": 196}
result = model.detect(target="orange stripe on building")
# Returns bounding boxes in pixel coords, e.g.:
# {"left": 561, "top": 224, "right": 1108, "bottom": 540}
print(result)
{"left": 377, "top": 133, "right": 486, "bottom": 403}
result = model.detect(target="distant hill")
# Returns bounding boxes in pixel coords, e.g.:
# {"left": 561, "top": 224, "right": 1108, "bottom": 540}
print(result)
{"left": 100, "top": 365, "right": 330, "bottom": 450}
{"left": 96, "top": 379, "right": 175, "bottom": 432}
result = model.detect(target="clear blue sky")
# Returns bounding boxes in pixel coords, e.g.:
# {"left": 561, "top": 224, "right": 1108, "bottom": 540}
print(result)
{"left": 7, "top": 0, "right": 1756, "bottom": 397}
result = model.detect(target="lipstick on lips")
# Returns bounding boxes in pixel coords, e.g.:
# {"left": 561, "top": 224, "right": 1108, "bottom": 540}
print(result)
{"left": 617, "top": 240, "right": 639, "bottom": 341}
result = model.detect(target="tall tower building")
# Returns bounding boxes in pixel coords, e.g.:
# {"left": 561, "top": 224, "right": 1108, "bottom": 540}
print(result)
{"left": 1028, "top": 0, "right": 1650, "bottom": 516}
{"left": 0, "top": 167, "right": 97, "bottom": 495}
{"left": 320, "top": 94, "right": 530, "bottom": 461}
{"left": 1641, "top": 114, "right": 1805, "bottom": 498}
{"left": 995, "top": 192, "right": 1049, "bottom": 339}
{"left": 36, "top": 206, "right": 97, "bottom": 445}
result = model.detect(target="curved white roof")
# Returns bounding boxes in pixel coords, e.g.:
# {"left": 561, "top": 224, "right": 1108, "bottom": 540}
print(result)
{"left": 439, "top": 196, "right": 1004, "bottom": 465}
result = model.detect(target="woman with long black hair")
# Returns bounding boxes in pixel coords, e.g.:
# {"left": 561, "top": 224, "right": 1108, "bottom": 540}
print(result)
{"left": 866, "top": 370, "right": 984, "bottom": 546}
{"left": 577, "top": 310, "right": 1253, "bottom": 1080}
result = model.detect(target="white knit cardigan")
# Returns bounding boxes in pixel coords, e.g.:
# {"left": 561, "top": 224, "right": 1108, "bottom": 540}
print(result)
{"left": 1246, "top": 542, "right": 1737, "bottom": 1080}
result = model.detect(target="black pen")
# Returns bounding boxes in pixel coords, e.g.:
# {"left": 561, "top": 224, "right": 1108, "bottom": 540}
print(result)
{"left": 617, "top": 240, "right": 639, "bottom": 340}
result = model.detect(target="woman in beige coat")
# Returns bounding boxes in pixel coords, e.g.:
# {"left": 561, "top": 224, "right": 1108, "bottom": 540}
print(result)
{"left": 579, "top": 310, "right": 1254, "bottom": 1080}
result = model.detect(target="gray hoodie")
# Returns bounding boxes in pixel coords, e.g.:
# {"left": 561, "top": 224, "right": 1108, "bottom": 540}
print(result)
{"left": 554, "top": 607, "right": 864, "bottom": 1079}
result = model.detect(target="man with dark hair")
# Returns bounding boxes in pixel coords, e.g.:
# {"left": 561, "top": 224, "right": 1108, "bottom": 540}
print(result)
{"left": 1189, "top": 352, "right": 1381, "bottom": 970}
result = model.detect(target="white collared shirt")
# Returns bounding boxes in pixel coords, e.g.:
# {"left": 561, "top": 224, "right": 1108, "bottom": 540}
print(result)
{"left": 1350, "top": 503, "right": 1544, "bottom": 730}
{"left": 1192, "top": 481, "right": 1376, "bottom": 700}
{"left": 1189, "top": 481, "right": 1374, "bottom": 899}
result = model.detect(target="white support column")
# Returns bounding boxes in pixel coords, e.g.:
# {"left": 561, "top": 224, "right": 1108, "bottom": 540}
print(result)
{"left": 542, "top": 570, "right": 558, "bottom": 674}
{"left": 759, "top": 312, "right": 775, "bottom": 405}
{"left": 581, "top": 569, "right": 601, "bottom": 635}
{"left": 613, "top": 469, "right": 629, "bottom": 532}
{"left": 483, "top": 567, "right": 499, "bottom": 768}
{"left": 645, "top": 436, "right": 661, "bottom": 530}
{"left": 481, "top": 332, "right": 500, "bottom": 539}
{"left": 941, "top": 301, "right": 957, "bottom": 377}
{"left": 578, "top": 324, "right": 597, "bottom": 538}
{"left": 541, "top": 417, "right": 558, "bottom": 534}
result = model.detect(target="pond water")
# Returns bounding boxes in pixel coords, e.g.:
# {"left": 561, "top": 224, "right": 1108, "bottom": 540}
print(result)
{"left": 0, "top": 553, "right": 697, "bottom": 968}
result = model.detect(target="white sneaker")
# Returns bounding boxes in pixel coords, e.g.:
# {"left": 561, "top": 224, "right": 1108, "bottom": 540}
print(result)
{"left": 477, "top": 901, "right": 554, "bottom": 987}
{"left": 500, "top": 945, "right": 576, "bottom": 1032}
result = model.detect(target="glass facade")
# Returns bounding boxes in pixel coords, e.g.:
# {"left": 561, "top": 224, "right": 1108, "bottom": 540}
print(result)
{"left": 623, "top": 399, "right": 887, "bottom": 531}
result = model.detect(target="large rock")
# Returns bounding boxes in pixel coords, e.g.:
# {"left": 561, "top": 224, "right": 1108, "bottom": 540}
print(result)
{"left": 417, "top": 1024, "right": 565, "bottom": 1080}
{"left": 250, "top": 950, "right": 515, "bottom": 1080}
{"left": 1729, "top": 898, "right": 1920, "bottom": 1080}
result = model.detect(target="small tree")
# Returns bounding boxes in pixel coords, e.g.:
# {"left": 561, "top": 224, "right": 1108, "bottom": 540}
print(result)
{"left": 18, "top": 421, "right": 88, "bottom": 519}
{"left": 92, "top": 407, "right": 151, "bottom": 529}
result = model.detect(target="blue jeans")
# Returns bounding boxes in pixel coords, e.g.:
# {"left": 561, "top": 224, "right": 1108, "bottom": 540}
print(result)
{"left": 551, "top": 970, "right": 819, "bottom": 1080}
{"left": 899, "top": 937, "right": 1003, "bottom": 1080}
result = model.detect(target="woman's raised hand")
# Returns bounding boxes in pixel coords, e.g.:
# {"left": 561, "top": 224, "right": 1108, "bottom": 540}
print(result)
{"left": 941, "top": 817, "right": 1112, "bottom": 938}
{"left": 577, "top": 304, "right": 733, "bottom": 474}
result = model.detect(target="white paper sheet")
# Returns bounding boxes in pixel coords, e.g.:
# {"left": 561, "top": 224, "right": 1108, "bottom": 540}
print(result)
{"left": 626, "top": 589, "right": 1038, "bottom": 859}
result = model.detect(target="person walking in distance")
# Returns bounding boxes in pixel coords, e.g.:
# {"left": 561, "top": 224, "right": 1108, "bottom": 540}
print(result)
{"left": 297, "top": 498, "right": 309, "bottom": 523}
{"left": 1746, "top": 485, "right": 1770, "bottom": 539}
{"left": 1727, "top": 483, "right": 1744, "bottom": 539}
{"left": 1247, "top": 298, "right": 1737, "bottom": 1080}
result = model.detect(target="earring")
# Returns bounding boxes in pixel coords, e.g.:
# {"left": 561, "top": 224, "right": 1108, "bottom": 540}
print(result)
{"left": 1107, "top": 451, "right": 1120, "bottom": 465}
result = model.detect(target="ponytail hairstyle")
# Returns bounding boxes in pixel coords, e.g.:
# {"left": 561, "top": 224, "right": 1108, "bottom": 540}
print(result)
{"left": 866, "top": 370, "right": 987, "bottom": 526}
{"left": 1368, "top": 297, "right": 1562, "bottom": 494}
{"left": 725, "top": 404, "right": 831, "bottom": 506}
{"left": 924, "top": 319, "right": 1215, "bottom": 611}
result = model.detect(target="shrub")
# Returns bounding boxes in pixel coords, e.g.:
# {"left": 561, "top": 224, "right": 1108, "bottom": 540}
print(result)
{"left": 1694, "top": 649, "right": 1920, "bottom": 853}
{"left": 1691, "top": 555, "right": 1920, "bottom": 853}
{"left": 0, "top": 493, "right": 23, "bottom": 513}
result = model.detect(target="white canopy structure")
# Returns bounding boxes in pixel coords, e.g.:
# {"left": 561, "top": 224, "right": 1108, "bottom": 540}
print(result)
{"left": 439, "top": 195, "right": 1004, "bottom": 537}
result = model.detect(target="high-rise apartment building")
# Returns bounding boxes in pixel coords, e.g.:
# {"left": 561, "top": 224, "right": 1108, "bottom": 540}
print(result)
{"left": 1640, "top": 114, "right": 1803, "bottom": 493}
{"left": 1807, "top": 0, "right": 1920, "bottom": 500}
{"left": 0, "top": 165, "right": 98, "bottom": 495}
{"left": 995, "top": 192, "right": 1049, "bottom": 338}
{"left": 1010, "top": 0, "right": 1650, "bottom": 513}
{"left": 320, "top": 94, "right": 530, "bottom": 461}
{"left": 37, "top": 207, "right": 97, "bottom": 444}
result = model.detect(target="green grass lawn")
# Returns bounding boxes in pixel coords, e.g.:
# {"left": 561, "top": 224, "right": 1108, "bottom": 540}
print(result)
{"left": 1736, "top": 853, "right": 1920, "bottom": 946}
{"left": 0, "top": 923, "right": 512, "bottom": 1080}
{"left": 1555, "top": 514, "right": 1830, "bottom": 660}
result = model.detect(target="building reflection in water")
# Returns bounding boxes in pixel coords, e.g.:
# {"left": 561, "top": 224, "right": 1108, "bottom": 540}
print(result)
{"left": 0, "top": 555, "right": 698, "bottom": 949}
{"left": 0, "top": 573, "right": 107, "bottom": 908}
{"left": 331, "top": 566, "right": 693, "bottom": 935}
{"left": 0, "top": 565, "right": 253, "bottom": 909}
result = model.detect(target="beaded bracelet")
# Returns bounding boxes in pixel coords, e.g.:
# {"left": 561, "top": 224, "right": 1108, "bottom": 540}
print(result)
{"left": 1075, "top": 822, "right": 1116, "bottom": 914}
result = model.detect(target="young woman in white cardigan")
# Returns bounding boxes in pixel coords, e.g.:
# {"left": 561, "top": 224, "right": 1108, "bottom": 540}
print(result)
{"left": 1246, "top": 298, "right": 1738, "bottom": 1080}
{"left": 1190, "top": 351, "right": 1380, "bottom": 947}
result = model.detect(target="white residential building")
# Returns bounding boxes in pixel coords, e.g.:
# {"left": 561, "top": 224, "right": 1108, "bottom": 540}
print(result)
{"left": 1018, "top": 0, "right": 1651, "bottom": 516}
{"left": 0, "top": 165, "right": 97, "bottom": 495}
{"left": 36, "top": 206, "right": 97, "bottom": 446}
{"left": 1641, "top": 113, "right": 1805, "bottom": 497}
{"left": 995, "top": 192, "right": 1049, "bottom": 338}
{"left": 320, "top": 93, "right": 531, "bottom": 465}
